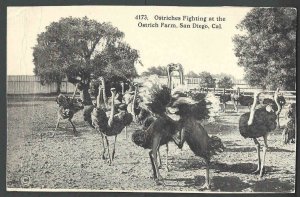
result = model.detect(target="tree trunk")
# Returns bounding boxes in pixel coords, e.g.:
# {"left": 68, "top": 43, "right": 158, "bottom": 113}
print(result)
{"left": 56, "top": 82, "right": 61, "bottom": 94}
{"left": 80, "top": 85, "right": 93, "bottom": 105}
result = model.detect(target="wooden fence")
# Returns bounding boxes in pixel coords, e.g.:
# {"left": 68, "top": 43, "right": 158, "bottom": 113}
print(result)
{"left": 6, "top": 75, "right": 297, "bottom": 103}
{"left": 7, "top": 75, "right": 76, "bottom": 94}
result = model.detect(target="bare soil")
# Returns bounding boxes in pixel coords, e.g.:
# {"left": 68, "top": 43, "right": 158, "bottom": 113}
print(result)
{"left": 6, "top": 99, "right": 296, "bottom": 192}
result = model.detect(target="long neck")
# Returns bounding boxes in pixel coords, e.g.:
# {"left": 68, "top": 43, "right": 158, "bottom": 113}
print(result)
{"left": 132, "top": 86, "right": 137, "bottom": 113}
{"left": 167, "top": 69, "right": 172, "bottom": 89}
{"left": 274, "top": 91, "right": 281, "bottom": 115}
{"left": 121, "top": 83, "right": 125, "bottom": 95}
{"left": 179, "top": 68, "right": 184, "bottom": 85}
{"left": 248, "top": 93, "right": 258, "bottom": 125}
{"left": 96, "top": 86, "right": 103, "bottom": 108}
{"left": 101, "top": 79, "right": 107, "bottom": 107}
{"left": 108, "top": 93, "right": 115, "bottom": 126}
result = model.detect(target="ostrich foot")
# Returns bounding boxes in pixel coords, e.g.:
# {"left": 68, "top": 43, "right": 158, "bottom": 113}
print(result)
{"left": 102, "top": 152, "right": 107, "bottom": 160}
{"left": 199, "top": 183, "right": 211, "bottom": 191}
{"left": 259, "top": 168, "right": 265, "bottom": 178}
{"left": 49, "top": 132, "right": 55, "bottom": 138}
{"left": 155, "top": 178, "right": 165, "bottom": 186}
{"left": 112, "top": 151, "right": 115, "bottom": 160}
{"left": 166, "top": 166, "right": 170, "bottom": 172}
{"left": 73, "top": 130, "right": 78, "bottom": 137}
{"left": 252, "top": 168, "right": 260, "bottom": 175}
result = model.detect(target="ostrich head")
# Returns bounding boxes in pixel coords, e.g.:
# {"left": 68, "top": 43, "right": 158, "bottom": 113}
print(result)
{"left": 120, "top": 81, "right": 125, "bottom": 94}
{"left": 208, "top": 135, "right": 225, "bottom": 155}
{"left": 110, "top": 87, "right": 116, "bottom": 96}
{"left": 56, "top": 94, "right": 69, "bottom": 107}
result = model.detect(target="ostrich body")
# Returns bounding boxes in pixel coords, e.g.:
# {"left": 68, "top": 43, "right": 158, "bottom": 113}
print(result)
{"left": 219, "top": 88, "right": 235, "bottom": 112}
{"left": 54, "top": 84, "right": 84, "bottom": 136}
{"left": 91, "top": 81, "right": 132, "bottom": 165}
{"left": 262, "top": 94, "right": 286, "bottom": 128}
{"left": 231, "top": 88, "right": 255, "bottom": 111}
{"left": 239, "top": 90, "right": 281, "bottom": 177}
{"left": 132, "top": 63, "right": 184, "bottom": 181}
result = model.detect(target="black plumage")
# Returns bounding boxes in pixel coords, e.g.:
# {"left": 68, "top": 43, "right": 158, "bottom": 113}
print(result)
{"left": 54, "top": 94, "right": 84, "bottom": 136}
{"left": 238, "top": 95, "right": 255, "bottom": 107}
{"left": 239, "top": 107, "right": 277, "bottom": 138}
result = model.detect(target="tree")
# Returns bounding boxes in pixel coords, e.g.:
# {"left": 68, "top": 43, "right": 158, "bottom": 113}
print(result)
{"left": 233, "top": 8, "right": 296, "bottom": 90}
{"left": 33, "top": 17, "right": 139, "bottom": 103}
{"left": 198, "top": 71, "right": 216, "bottom": 88}
{"left": 218, "top": 76, "right": 234, "bottom": 88}
{"left": 141, "top": 66, "right": 167, "bottom": 76}
{"left": 186, "top": 71, "right": 199, "bottom": 78}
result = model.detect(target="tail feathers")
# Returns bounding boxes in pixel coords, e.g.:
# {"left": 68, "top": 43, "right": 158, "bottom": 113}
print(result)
{"left": 147, "top": 85, "right": 172, "bottom": 115}
{"left": 208, "top": 135, "right": 225, "bottom": 155}
{"left": 170, "top": 92, "right": 210, "bottom": 120}
{"left": 132, "top": 129, "right": 152, "bottom": 149}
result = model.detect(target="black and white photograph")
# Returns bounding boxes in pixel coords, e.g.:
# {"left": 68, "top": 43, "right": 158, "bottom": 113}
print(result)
{"left": 6, "top": 6, "right": 296, "bottom": 192}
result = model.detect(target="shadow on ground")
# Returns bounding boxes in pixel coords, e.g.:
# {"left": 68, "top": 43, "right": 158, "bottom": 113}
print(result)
{"left": 212, "top": 162, "right": 277, "bottom": 175}
{"left": 166, "top": 175, "right": 294, "bottom": 192}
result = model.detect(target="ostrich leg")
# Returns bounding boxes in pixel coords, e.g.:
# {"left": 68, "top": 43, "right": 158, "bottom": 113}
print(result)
{"left": 200, "top": 158, "right": 211, "bottom": 190}
{"left": 112, "top": 135, "right": 117, "bottom": 160}
{"left": 233, "top": 100, "right": 238, "bottom": 112}
{"left": 55, "top": 116, "right": 61, "bottom": 130}
{"left": 165, "top": 143, "right": 169, "bottom": 171}
{"left": 172, "top": 128, "right": 186, "bottom": 149}
{"left": 51, "top": 115, "right": 61, "bottom": 137}
{"left": 253, "top": 138, "right": 261, "bottom": 174}
{"left": 260, "top": 134, "right": 269, "bottom": 177}
{"left": 149, "top": 134, "right": 164, "bottom": 185}
{"left": 149, "top": 150, "right": 157, "bottom": 179}
{"left": 105, "top": 135, "right": 112, "bottom": 165}
{"left": 68, "top": 118, "right": 78, "bottom": 136}
{"left": 125, "top": 126, "right": 127, "bottom": 139}
{"left": 223, "top": 103, "right": 226, "bottom": 112}
{"left": 157, "top": 147, "right": 162, "bottom": 169}
{"left": 97, "top": 129, "right": 107, "bottom": 160}
{"left": 277, "top": 115, "right": 281, "bottom": 129}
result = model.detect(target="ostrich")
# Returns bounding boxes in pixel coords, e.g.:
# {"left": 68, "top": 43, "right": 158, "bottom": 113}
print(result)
{"left": 239, "top": 89, "right": 281, "bottom": 178}
{"left": 53, "top": 83, "right": 84, "bottom": 137}
{"left": 132, "top": 63, "right": 183, "bottom": 174}
{"left": 262, "top": 91, "right": 286, "bottom": 128}
{"left": 167, "top": 96, "right": 225, "bottom": 189}
{"left": 219, "top": 88, "right": 235, "bottom": 112}
{"left": 132, "top": 63, "right": 224, "bottom": 188}
{"left": 231, "top": 88, "right": 256, "bottom": 112}
{"left": 91, "top": 80, "right": 133, "bottom": 165}
{"left": 282, "top": 103, "right": 296, "bottom": 144}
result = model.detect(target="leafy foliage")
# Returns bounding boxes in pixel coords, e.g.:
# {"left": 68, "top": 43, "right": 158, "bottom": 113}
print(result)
{"left": 33, "top": 17, "right": 139, "bottom": 94}
{"left": 186, "top": 71, "right": 199, "bottom": 78}
{"left": 217, "top": 76, "right": 234, "bottom": 88}
{"left": 233, "top": 8, "right": 296, "bottom": 90}
{"left": 141, "top": 66, "right": 167, "bottom": 76}
{"left": 198, "top": 71, "right": 216, "bottom": 88}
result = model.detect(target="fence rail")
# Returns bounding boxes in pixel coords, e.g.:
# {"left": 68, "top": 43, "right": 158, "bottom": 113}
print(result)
{"left": 7, "top": 75, "right": 76, "bottom": 94}
{"left": 6, "top": 75, "right": 297, "bottom": 103}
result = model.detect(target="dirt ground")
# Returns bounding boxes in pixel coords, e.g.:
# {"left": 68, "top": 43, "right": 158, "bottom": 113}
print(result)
{"left": 6, "top": 98, "right": 296, "bottom": 192}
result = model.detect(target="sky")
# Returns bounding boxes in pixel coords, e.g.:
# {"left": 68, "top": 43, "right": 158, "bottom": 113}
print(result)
{"left": 7, "top": 6, "right": 251, "bottom": 79}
